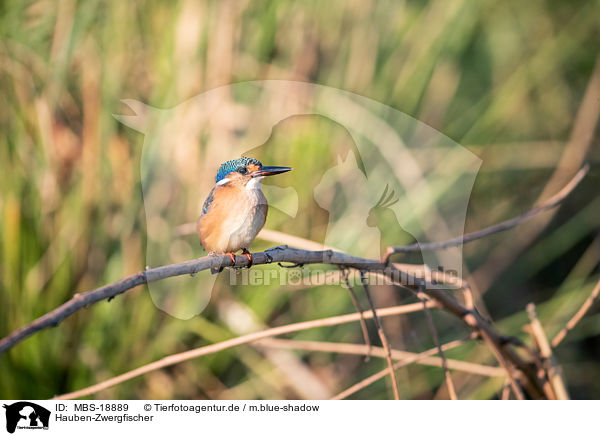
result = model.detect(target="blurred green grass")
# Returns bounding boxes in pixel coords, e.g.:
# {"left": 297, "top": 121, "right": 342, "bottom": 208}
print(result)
{"left": 0, "top": 0, "right": 599, "bottom": 399}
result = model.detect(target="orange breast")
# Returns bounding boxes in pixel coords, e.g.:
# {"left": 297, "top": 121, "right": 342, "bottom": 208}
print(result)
{"left": 197, "top": 183, "right": 267, "bottom": 253}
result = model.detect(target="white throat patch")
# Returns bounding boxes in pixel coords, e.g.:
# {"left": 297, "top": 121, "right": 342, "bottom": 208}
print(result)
{"left": 246, "top": 177, "right": 264, "bottom": 191}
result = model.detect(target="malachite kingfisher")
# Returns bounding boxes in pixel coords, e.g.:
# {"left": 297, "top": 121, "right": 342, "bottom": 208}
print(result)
{"left": 197, "top": 157, "right": 292, "bottom": 267}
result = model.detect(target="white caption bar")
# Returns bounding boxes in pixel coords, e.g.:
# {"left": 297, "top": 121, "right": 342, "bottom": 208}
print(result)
{"left": 1, "top": 400, "right": 597, "bottom": 436}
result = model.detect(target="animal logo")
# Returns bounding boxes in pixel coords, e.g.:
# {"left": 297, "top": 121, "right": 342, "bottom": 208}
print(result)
{"left": 3, "top": 402, "right": 50, "bottom": 433}
{"left": 115, "top": 80, "right": 481, "bottom": 318}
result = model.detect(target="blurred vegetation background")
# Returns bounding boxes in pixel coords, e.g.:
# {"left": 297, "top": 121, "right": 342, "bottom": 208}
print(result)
{"left": 1, "top": 0, "right": 599, "bottom": 399}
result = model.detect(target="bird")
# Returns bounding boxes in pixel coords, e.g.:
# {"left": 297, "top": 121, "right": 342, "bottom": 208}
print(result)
{"left": 197, "top": 157, "right": 292, "bottom": 268}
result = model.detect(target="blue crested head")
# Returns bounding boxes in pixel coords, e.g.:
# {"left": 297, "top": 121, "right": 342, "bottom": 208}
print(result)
{"left": 215, "top": 157, "right": 262, "bottom": 182}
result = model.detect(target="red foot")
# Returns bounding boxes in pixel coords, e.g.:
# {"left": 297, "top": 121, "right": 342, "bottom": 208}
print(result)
{"left": 241, "top": 248, "right": 253, "bottom": 267}
{"left": 225, "top": 252, "right": 236, "bottom": 265}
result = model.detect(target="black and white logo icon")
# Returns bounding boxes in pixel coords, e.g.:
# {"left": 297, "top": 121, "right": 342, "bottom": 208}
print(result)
{"left": 3, "top": 402, "right": 50, "bottom": 434}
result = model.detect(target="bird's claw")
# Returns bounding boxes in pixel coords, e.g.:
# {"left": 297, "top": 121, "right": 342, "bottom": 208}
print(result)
{"left": 225, "top": 252, "right": 237, "bottom": 265}
{"left": 209, "top": 252, "right": 235, "bottom": 274}
{"left": 241, "top": 248, "right": 253, "bottom": 268}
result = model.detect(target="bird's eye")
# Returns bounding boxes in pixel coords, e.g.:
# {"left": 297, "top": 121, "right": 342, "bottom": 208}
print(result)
{"left": 238, "top": 167, "right": 248, "bottom": 175}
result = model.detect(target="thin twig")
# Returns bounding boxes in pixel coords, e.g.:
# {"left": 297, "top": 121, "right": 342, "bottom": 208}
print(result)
{"left": 478, "top": 329, "right": 525, "bottom": 400}
{"left": 340, "top": 267, "right": 372, "bottom": 361}
{"left": 419, "top": 290, "right": 458, "bottom": 400}
{"left": 470, "top": 61, "right": 600, "bottom": 293}
{"left": 53, "top": 302, "right": 433, "bottom": 399}
{"left": 523, "top": 321, "right": 557, "bottom": 400}
{"left": 384, "top": 164, "right": 589, "bottom": 262}
{"left": 526, "top": 303, "right": 569, "bottom": 400}
{"left": 256, "top": 337, "right": 503, "bottom": 377}
{"left": 257, "top": 228, "right": 337, "bottom": 252}
{"left": 331, "top": 334, "right": 477, "bottom": 400}
{"left": 552, "top": 278, "right": 600, "bottom": 348}
{"left": 359, "top": 270, "right": 400, "bottom": 400}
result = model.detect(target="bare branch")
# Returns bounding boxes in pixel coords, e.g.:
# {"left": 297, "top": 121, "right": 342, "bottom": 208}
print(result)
{"left": 552, "top": 278, "right": 600, "bottom": 348}
{"left": 384, "top": 164, "right": 588, "bottom": 262}
{"left": 340, "top": 267, "right": 372, "bottom": 360}
{"left": 2, "top": 244, "right": 551, "bottom": 398}
{"left": 477, "top": 328, "right": 525, "bottom": 400}
{"left": 257, "top": 337, "right": 503, "bottom": 377}
{"left": 331, "top": 334, "right": 477, "bottom": 400}
{"left": 0, "top": 248, "right": 382, "bottom": 354}
{"left": 419, "top": 291, "right": 458, "bottom": 399}
{"left": 359, "top": 270, "right": 400, "bottom": 400}
{"left": 53, "top": 302, "right": 434, "bottom": 399}
{"left": 0, "top": 272, "right": 148, "bottom": 354}
{"left": 526, "top": 303, "right": 570, "bottom": 400}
